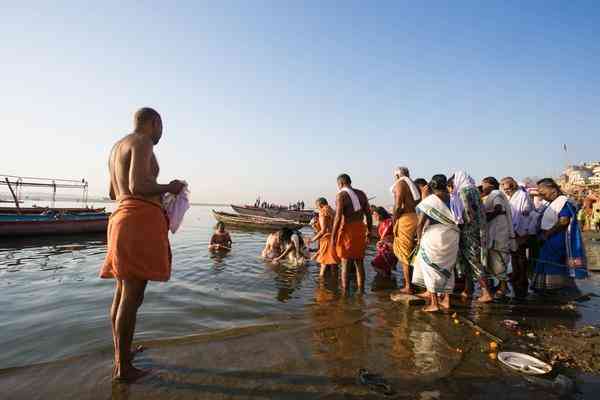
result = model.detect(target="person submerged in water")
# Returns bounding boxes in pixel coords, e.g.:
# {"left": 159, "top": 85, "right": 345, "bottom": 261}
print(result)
{"left": 273, "top": 228, "right": 309, "bottom": 266}
{"left": 209, "top": 222, "right": 232, "bottom": 252}
{"left": 262, "top": 231, "right": 283, "bottom": 260}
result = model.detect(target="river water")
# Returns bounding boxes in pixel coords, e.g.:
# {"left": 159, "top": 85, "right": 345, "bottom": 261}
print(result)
{"left": 1, "top": 205, "right": 600, "bottom": 399}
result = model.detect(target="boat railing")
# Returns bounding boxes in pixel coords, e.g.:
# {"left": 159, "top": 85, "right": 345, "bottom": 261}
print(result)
{"left": 0, "top": 174, "right": 89, "bottom": 209}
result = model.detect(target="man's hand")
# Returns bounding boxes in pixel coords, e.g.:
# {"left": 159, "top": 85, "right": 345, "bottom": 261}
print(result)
{"left": 168, "top": 180, "right": 185, "bottom": 195}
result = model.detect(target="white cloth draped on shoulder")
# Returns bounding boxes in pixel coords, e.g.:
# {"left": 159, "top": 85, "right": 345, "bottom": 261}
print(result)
{"left": 484, "top": 190, "right": 516, "bottom": 252}
{"left": 508, "top": 188, "right": 533, "bottom": 236}
{"left": 540, "top": 195, "right": 569, "bottom": 231}
{"left": 390, "top": 177, "right": 421, "bottom": 202}
{"left": 339, "top": 187, "right": 362, "bottom": 212}
{"left": 412, "top": 194, "right": 460, "bottom": 294}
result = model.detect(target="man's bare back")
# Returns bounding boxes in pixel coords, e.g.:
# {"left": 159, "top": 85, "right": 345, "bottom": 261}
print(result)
{"left": 109, "top": 133, "right": 175, "bottom": 206}
{"left": 337, "top": 189, "right": 369, "bottom": 224}
{"left": 393, "top": 180, "right": 417, "bottom": 217}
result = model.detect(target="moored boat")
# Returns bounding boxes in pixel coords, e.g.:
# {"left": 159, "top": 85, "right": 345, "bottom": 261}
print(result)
{"left": 0, "top": 212, "right": 109, "bottom": 237}
{"left": 213, "top": 210, "right": 304, "bottom": 231}
{"left": 0, "top": 206, "right": 106, "bottom": 215}
{"left": 230, "top": 205, "right": 314, "bottom": 223}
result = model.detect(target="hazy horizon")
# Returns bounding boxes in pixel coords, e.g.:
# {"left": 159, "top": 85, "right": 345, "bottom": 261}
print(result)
{"left": 3, "top": 2, "right": 599, "bottom": 205}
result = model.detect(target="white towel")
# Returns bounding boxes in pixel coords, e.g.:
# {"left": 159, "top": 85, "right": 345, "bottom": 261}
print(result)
{"left": 162, "top": 181, "right": 190, "bottom": 234}
{"left": 540, "top": 195, "right": 568, "bottom": 231}
{"left": 390, "top": 177, "right": 421, "bottom": 202}
{"left": 339, "top": 187, "right": 361, "bottom": 212}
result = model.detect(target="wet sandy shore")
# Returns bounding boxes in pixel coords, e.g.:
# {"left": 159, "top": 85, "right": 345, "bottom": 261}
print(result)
{"left": 3, "top": 297, "right": 592, "bottom": 400}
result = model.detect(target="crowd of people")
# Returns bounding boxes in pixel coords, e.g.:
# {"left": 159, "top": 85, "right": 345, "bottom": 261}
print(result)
{"left": 261, "top": 168, "right": 589, "bottom": 313}
{"left": 101, "top": 108, "right": 590, "bottom": 381}
{"left": 253, "top": 198, "right": 306, "bottom": 210}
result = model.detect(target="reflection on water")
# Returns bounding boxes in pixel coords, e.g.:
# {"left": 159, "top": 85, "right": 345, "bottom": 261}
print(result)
{"left": 1, "top": 206, "right": 600, "bottom": 399}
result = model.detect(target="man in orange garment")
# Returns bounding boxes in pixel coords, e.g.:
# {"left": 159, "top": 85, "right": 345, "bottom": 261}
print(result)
{"left": 331, "top": 174, "right": 372, "bottom": 292}
{"left": 101, "top": 107, "right": 185, "bottom": 382}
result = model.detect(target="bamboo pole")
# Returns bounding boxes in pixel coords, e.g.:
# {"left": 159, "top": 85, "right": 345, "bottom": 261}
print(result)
{"left": 5, "top": 178, "right": 21, "bottom": 215}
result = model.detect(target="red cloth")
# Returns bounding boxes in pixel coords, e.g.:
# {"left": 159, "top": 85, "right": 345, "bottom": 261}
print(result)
{"left": 371, "top": 219, "right": 397, "bottom": 273}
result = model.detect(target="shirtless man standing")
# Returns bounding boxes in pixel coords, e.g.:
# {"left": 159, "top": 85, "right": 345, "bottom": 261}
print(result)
{"left": 101, "top": 107, "right": 184, "bottom": 382}
{"left": 391, "top": 167, "right": 420, "bottom": 294}
{"left": 331, "top": 174, "right": 372, "bottom": 292}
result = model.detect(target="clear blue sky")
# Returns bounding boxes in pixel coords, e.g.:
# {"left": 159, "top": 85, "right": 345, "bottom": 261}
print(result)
{"left": 2, "top": 1, "right": 599, "bottom": 205}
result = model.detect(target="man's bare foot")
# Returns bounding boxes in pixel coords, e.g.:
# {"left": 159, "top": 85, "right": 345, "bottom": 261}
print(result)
{"left": 398, "top": 287, "right": 414, "bottom": 295}
{"left": 476, "top": 292, "right": 493, "bottom": 303}
{"left": 113, "top": 364, "right": 150, "bottom": 383}
{"left": 440, "top": 294, "right": 451, "bottom": 310}
{"left": 416, "top": 291, "right": 431, "bottom": 299}
{"left": 422, "top": 304, "right": 440, "bottom": 313}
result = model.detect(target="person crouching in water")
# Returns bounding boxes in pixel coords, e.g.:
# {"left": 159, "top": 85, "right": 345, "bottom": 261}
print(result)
{"left": 209, "top": 222, "right": 232, "bottom": 252}
{"left": 273, "top": 228, "right": 309, "bottom": 266}
{"left": 371, "top": 207, "right": 397, "bottom": 277}
{"left": 309, "top": 197, "right": 340, "bottom": 278}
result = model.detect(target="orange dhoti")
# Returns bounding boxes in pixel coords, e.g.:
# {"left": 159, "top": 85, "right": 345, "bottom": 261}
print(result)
{"left": 316, "top": 233, "right": 340, "bottom": 265}
{"left": 100, "top": 197, "right": 172, "bottom": 282}
{"left": 335, "top": 220, "right": 367, "bottom": 260}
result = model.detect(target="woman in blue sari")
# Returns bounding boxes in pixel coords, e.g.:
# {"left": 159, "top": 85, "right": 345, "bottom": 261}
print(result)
{"left": 531, "top": 178, "right": 587, "bottom": 293}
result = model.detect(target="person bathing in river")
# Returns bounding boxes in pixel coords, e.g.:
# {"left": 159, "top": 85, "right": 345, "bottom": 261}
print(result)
{"left": 262, "top": 230, "right": 283, "bottom": 260}
{"left": 309, "top": 197, "right": 339, "bottom": 278}
{"left": 273, "top": 228, "right": 309, "bottom": 266}
{"left": 371, "top": 206, "right": 397, "bottom": 277}
{"left": 331, "top": 173, "right": 372, "bottom": 292}
{"left": 208, "top": 222, "right": 232, "bottom": 252}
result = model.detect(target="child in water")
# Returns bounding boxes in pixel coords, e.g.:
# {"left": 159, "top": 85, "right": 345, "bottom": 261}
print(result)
{"left": 209, "top": 222, "right": 232, "bottom": 251}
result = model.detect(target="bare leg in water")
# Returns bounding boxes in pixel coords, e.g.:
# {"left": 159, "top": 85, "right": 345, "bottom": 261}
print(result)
{"left": 340, "top": 259, "right": 350, "bottom": 292}
{"left": 416, "top": 291, "right": 431, "bottom": 299}
{"left": 461, "top": 276, "right": 473, "bottom": 298}
{"left": 423, "top": 293, "right": 441, "bottom": 312}
{"left": 398, "top": 262, "right": 413, "bottom": 294}
{"left": 355, "top": 259, "right": 365, "bottom": 293}
{"left": 111, "top": 280, "right": 145, "bottom": 370}
{"left": 476, "top": 278, "right": 493, "bottom": 303}
{"left": 439, "top": 294, "right": 451, "bottom": 310}
{"left": 113, "top": 278, "right": 149, "bottom": 382}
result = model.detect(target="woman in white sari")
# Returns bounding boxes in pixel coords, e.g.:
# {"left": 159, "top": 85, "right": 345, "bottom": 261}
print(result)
{"left": 412, "top": 175, "right": 461, "bottom": 312}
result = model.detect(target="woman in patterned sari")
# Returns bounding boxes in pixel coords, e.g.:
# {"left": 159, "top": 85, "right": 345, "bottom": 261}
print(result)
{"left": 412, "top": 174, "right": 460, "bottom": 312}
{"left": 448, "top": 171, "right": 493, "bottom": 303}
{"left": 531, "top": 178, "right": 587, "bottom": 293}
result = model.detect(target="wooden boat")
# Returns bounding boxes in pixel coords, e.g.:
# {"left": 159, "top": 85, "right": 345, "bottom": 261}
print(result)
{"left": 0, "top": 206, "right": 106, "bottom": 215}
{"left": 213, "top": 210, "right": 304, "bottom": 231}
{"left": 0, "top": 212, "right": 109, "bottom": 237}
{"left": 230, "top": 205, "right": 314, "bottom": 223}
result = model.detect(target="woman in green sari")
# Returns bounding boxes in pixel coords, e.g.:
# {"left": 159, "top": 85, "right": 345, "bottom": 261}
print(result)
{"left": 449, "top": 171, "right": 493, "bottom": 303}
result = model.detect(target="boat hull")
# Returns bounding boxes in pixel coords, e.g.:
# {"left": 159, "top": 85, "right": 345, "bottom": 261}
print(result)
{"left": 213, "top": 210, "right": 304, "bottom": 231}
{"left": 0, "top": 206, "right": 106, "bottom": 215}
{"left": 0, "top": 214, "right": 109, "bottom": 237}
{"left": 231, "top": 205, "right": 314, "bottom": 223}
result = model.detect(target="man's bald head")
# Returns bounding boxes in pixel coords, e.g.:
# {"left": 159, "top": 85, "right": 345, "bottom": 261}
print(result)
{"left": 134, "top": 107, "right": 162, "bottom": 144}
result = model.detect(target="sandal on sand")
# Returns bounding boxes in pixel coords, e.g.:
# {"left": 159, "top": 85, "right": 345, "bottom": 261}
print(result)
{"left": 357, "top": 368, "right": 394, "bottom": 396}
